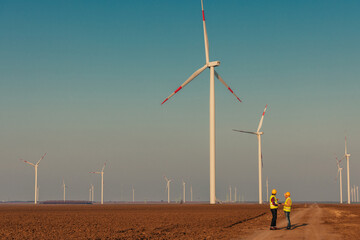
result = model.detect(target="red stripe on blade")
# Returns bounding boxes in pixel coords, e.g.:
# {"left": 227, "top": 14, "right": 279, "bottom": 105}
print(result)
{"left": 202, "top": 10, "right": 205, "bottom": 21}
{"left": 175, "top": 86, "right": 182, "bottom": 93}
{"left": 228, "top": 87, "right": 234, "bottom": 93}
{"left": 237, "top": 97, "right": 242, "bottom": 102}
{"left": 161, "top": 98, "right": 169, "bottom": 105}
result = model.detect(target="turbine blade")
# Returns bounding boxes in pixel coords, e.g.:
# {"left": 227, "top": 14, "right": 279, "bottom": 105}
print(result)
{"left": 214, "top": 71, "right": 242, "bottom": 102}
{"left": 89, "top": 172, "right": 101, "bottom": 174}
{"left": 232, "top": 129, "right": 257, "bottom": 135}
{"left": 102, "top": 162, "right": 106, "bottom": 172}
{"left": 36, "top": 152, "right": 47, "bottom": 165}
{"left": 201, "top": 0, "right": 209, "bottom": 63}
{"left": 161, "top": 65, "right": 207, "bottom": 104}
{"left": 21, "top": 159, "right": 35, "bottom": 167}
{"left": 257, "top": 105, "right": 268, "bottom": 133}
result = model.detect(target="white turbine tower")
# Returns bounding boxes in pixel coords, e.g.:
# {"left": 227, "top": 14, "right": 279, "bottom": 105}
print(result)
{"left": 190, "top": 185, "right": 193, "bottom": 202}
{"left": 62, "top": 178, "right": 68, "bottom": 202}
{"left": 229, "top": 185, "right": 232, "bottom": 203}
{"left": 89, "top": 185, "right": 92, "bottom": 202}
{"left": 182, "top": 180, "right": 186, "bottom": 203}
{"left": 91, "top": 184, "right": 94, "bottom": 202}
{"left": 233, "top": 105, "right": 268, "bottom": 204}
{"left": 164, "top": 176, "right": 172, "bottom": 203}
{"left": 161, "top": 0, "right": 242, "bottom": 205}
{"left": 21, "top": 153, "right": 47, "bottom": 204}
{"left": 132, "top": 186, "right": 135, "bottom": 203}
{"left": 342, "top": 137, "right": 351, "bottom": 204}
{"left": 335, "top": 155, "right": 343, "bottom": 204}
{"left": 90, "top": 163, "right": 106, "bottom": 204}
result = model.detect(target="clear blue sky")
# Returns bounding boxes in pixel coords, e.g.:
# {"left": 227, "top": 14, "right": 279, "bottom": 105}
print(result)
{"left": 1, "top": 0, "right": 359, "bottom": 202}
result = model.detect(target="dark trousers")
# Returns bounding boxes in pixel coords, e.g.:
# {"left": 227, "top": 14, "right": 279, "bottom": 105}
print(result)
{"left": 270, "top": 209, "right": 277, "bottom": 227}
{"left": 285, "top": 211, "right": 291, "bottom": 228}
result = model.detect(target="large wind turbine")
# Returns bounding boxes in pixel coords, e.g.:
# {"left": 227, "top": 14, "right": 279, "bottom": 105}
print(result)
{"left": 164, "top": 176, "right": 172, "bottom": 203}
{"left": 21, "top": 153, "right": 47, "bottom": 204}
{"left": 233, "top": 105, "right": 268, "bottom": 204}
{"left": 342, "top": 137, "right": 351, "bottom": 204}
{"left": 90, "top": 163, "right": 106, "bottom": 204}
{"left": 335, "top": 156, "right": 343, "bottom": 204}
{"left": 161, "top": 0, "right": 242, "bottom": 204}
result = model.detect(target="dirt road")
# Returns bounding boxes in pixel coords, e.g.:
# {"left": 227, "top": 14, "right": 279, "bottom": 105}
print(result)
{"left": 241, "top": 204, "right": 340, "bottom": 240}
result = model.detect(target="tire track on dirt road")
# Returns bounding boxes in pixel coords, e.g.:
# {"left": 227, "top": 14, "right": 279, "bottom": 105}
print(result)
{"left": 239, "top": 204, "right": 340, "bottom": 240}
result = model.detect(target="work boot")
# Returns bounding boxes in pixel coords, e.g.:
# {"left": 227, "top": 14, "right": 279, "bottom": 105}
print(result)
{"left": 270, "top": 227, "right": 275, "bottom": 230}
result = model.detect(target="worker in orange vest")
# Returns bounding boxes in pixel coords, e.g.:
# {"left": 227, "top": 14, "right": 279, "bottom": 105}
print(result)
{"left": 283, "top": 192, "right": 292, "bottom": 229}
{"left": 269, "top": 189, "right": 281, "bottom": 230}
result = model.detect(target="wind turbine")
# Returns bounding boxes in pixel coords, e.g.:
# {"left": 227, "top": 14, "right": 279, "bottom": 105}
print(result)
{"left": 62, "top": 178, "right": 68, "bottom": 202}
{"left": 342, "top": 137, "right": 351, "bottom": 204}
{"left": 91, "top": 184, "right": 94, "bottom": 202}
{"left": 90, "top": 163, "right": 106, "bottom": 204}
{"left": 229, "top": 185, "right": 232, "bottom": 203}
{"left": 182, "top": 180, "right": 186, "bottom": 203}
{"left": 161, "top": 0, "right": 242, "bottom": 205}
{"left": 164, "top": 176, "right": 172, "bottom": 203}
{"left": 132, "top": 186, "right": 135, "bottom": 203}
{"left": 21, "top": 153, "right": 47, "bottom": 204}
{"left": 233, "top": 105, "right": 268, "bottom": 204}
{"left": 234, "top": 187, "right": 237, "bottom": 202}
{"left": 89, "top": 185, "right": 92, "bottom": 202}
{"left": 190, "top": 185, "right": 193, "bottom": 202}
{"left": 335, "top": 155, "right": 343, "bottom": 204}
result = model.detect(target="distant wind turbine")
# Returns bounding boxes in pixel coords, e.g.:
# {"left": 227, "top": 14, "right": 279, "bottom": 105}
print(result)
{"left": 190, "top": 185, "right": 193, "bottom": 202}
{"left": 62, "top": 178, "right": 68, "bottom": 202}
{"left": 182, "top": 180, "right": 186, "bottom": 203}
{"left": 229, "top": 185, "right": 232, "bottom": 203}
{"left": 132, "top": 186, "right": 135, "bottom": 203}
{"left": 234, "top": 187, "right": 237, "bottom": 202}
{"left": 233, "top": 105, "right": 268, "bottom": 204}
{"left": 161, "top": 0, "right": 242, "bottom": 204}
{"left": 90, "top": 162, "right": 106, "bottom": 204}
{"left": 164, "top": 176, "right": 172, "bottom": 203}
{"left": 335, "top": 155, "right": 343, "bottom": 204}
{"left": 342, "top": 137, "right": 351, "bottom": 204}
{"left": 21, "top": 153, "right": 47, "bottom": 204}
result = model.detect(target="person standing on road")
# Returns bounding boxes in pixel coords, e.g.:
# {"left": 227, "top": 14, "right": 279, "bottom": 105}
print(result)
{"left": 269, "top": 189, "right": 280, "bottom": 230}
{"left": 283, "top": 192, "right": 292, "bottom": 230}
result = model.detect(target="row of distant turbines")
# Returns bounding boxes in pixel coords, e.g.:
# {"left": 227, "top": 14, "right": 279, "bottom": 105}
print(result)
{"left": 335, "top": 137, "right": 357, "bottom": 204}
{"left": 21, "top": 154, "right": 106, "bottom": 204}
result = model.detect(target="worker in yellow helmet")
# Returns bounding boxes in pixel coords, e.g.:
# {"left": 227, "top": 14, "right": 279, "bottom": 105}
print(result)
{"left": 269, "top": 189, "right": 281, "bottom": 230}
{"left": 283, "top": 192, "right": 292, "bottom": 230}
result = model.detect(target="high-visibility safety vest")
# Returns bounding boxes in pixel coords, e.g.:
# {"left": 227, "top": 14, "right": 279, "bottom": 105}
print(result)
{"left": 270, "top": 195, "right": 278, "bottom": 209}
{"left": 283, "top": 197, "right": 292, "bottom": 212}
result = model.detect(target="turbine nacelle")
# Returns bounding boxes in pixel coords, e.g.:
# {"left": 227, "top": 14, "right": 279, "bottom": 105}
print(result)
{"left": 207, "top": 61, "right": 220, "bottom": 68}
{"left": 346, "top": 153, "right": 351, "bottom": 157}
{"left": 257, "top": 132, "right": 264, "bottom": 135}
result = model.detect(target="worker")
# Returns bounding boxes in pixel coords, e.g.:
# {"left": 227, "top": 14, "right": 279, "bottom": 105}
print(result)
{"left": 283, "top": 192, "right": 292, "bottom": 230}
{"left": 269, "top": 189, "right": 280, "bottom": 230}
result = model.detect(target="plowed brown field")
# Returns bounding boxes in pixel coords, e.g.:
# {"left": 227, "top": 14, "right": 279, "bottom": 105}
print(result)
{"left": 0, "top": 203, "right": 359, "bottom": 239}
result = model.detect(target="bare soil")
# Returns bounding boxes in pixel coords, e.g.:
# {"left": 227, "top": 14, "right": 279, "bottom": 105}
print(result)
{"left": 0, "top": 203, "right": 358, "bottom": 239}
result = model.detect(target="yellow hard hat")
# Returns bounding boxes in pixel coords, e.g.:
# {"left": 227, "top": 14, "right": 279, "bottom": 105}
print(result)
{"left": 285, "top": 192, "right": 291, "bottom": 197}
{"left": 272, "top": 189, "right": 277, "bottom": 194}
